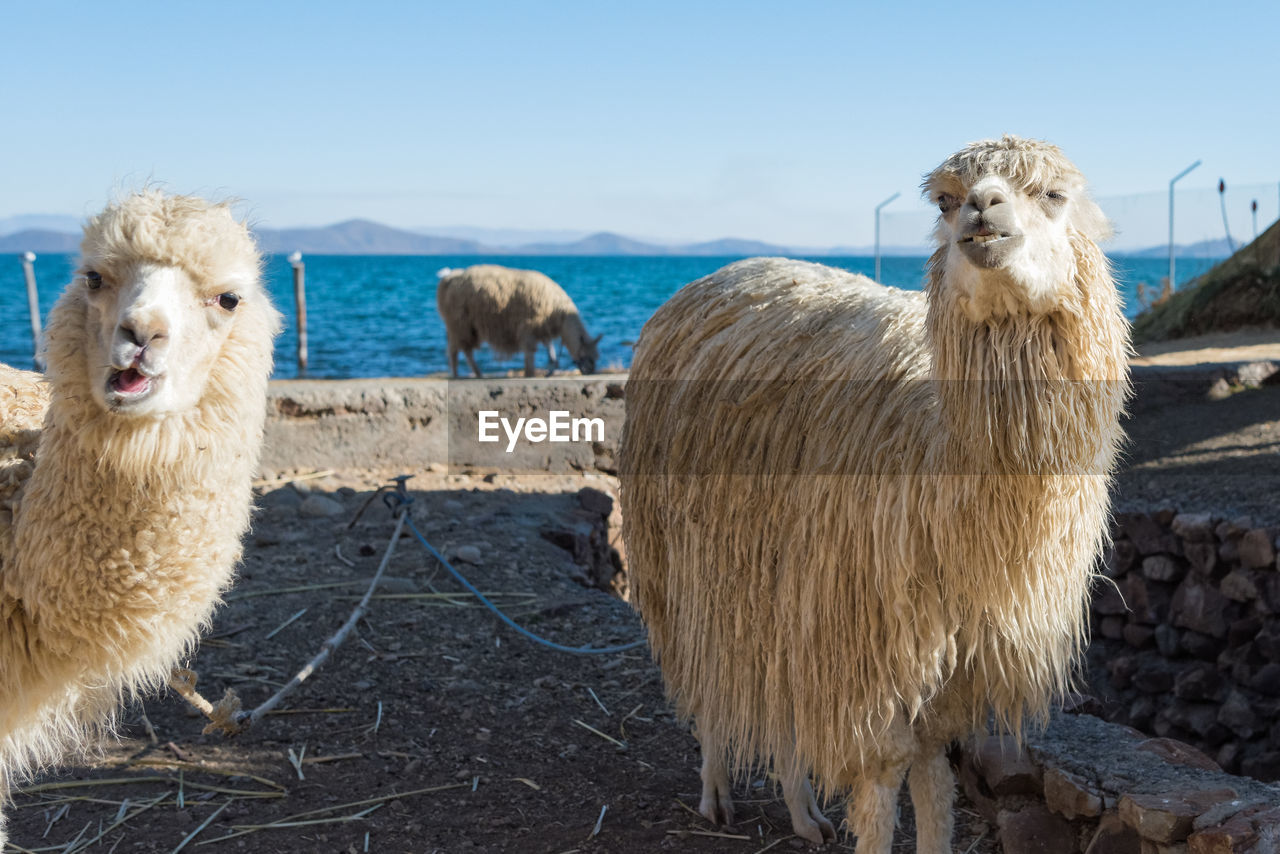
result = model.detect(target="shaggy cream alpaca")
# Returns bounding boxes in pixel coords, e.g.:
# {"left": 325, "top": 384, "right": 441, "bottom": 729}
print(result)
{"left": 0, "top": 192, "right": 281, "bottom": 847}
{"left": 619, "top": 136, "right": 1129, "bottom": 852}
{"left": 437, "top": 264, "right": 600, "bottom": 377}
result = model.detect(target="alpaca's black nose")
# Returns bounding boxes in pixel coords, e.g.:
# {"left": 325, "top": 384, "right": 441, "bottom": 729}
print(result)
{"left": 119, "top": 321, "right": 167, "bottom": 348}
{"left": 968, "top": 185, "right": 1008, "bottom": 212}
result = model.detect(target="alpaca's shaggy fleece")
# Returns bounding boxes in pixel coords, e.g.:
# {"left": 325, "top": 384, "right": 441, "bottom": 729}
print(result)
{"left": 0, "top": 192, "right": 280, "bottom": 846}
{"left": 436, "top": 264, "right": 599, "bottom": 376}
{"left": 619, "top": 138, "right": 1129, "bottom": 849}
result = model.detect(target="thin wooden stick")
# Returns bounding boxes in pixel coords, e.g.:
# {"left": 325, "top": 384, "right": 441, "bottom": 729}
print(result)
{"left": 287, "top": 745, "right": 306, "bottom": 780}
{"left": 62, "top": 793, "right": 168, "bottom": 854}
{"left": 198, "top": 805, "right": 383, "bottom": 845}
{"left": 251, "top": 468, "right": 333, "bottom": 488}
{"left": 587, "top": 687, "right": 611, "bottom": 717}
{"left": 264, "top": 707, "right": 356, "bottom": 717}
{"left": 56, "top": 820, "right": 91, "bottom": 852}
{"left": 125, "top": 759, "right": 283, "bottom": 790}
{"left": 265, "top": 608, "right": 308, "bottom": 640}
{"left": 588, "top": 805, "right": 607, "bottom": 839}
{"left": 170, "top": 800, "right": 230, "bottom": 853}
{"left": 668, "top": 829, "right": 751, "bottom": 840}
{"left": 572, "top": 719, "right": 626, "bottom": 750}
{"left": 301, "top": 752, "right": 364, "bottom": 765}
{"left": 238, "top": 507, "right": 409, "bottom": 727}
{"left": 225, "top": 581, "right": 363, "bottom": 602}
{"left": 196, "top": 783, "right": 466, "bottom": 845}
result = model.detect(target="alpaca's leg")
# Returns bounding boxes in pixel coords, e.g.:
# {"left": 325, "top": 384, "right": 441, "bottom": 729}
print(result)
{"left": 847, "top": 760, "right": 908, "bottom": 854}
{"left": 523, "top": 348, "right": 537, "bottom": 378}
{"left": 780, "top": 761, "right": 836, "bottom": 844}
{"left": 698, "top": 731, "right": 735, "bottom": 827}
{"left": 546, "top": 340, "right": 559, "bottom": 375}
{"left": 447, "top": 341, "right": 460, "bottom": 378}
{"left": 907, "top": 747, "right": 954, "bottom": 854}
{"left": 463, "top": 349, "right": 483, "bottom": 378}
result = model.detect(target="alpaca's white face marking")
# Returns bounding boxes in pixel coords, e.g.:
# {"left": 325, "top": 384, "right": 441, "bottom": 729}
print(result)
{"left": 932, "top": 171, "right": 1083, "bottom": 321}
{"left": 81, "top": 261, "right": 241, "bottom": 417}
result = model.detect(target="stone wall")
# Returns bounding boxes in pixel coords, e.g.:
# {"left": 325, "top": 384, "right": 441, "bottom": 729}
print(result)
{"left": 959, "top": 713, "right": 1280, "bottom": 853}
{"left": 1090, "top": 511, "right": 1280, "bottom": 780}
{"left": 964, "top": 508, "right": 1280, "bottom": 853}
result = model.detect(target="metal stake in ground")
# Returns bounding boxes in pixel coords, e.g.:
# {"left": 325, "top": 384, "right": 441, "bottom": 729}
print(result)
{"left": 290, "top": 251, "right": 308, "bottom": 376}
{"left": 21, "top": 251, "right": 44, "bottom": 371}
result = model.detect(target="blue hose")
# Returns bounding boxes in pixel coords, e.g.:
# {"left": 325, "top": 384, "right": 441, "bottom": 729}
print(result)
{"left": 405, "top": 515, "right": 648, "bottom": 655}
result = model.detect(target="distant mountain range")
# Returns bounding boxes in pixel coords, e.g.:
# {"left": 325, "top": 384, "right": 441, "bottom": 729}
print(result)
{"left": 0, "top": 229, "right": 81, "bottom": 253}
{"left": 0, "top": 215, "right": 1238, "bottom": 259}
{"left": 1114, "top": 237, "right": 1240, "bottom": 259}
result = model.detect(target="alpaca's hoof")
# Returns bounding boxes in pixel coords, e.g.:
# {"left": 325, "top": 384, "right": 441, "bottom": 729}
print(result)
{"left": 785, "top": 776, "right": 836, "bottom": 844}
{"left": 794, "top": 811, "right": 836, "bottom": 845}
{"left": 699, "top": 789, "right": 734, "bottom": 828}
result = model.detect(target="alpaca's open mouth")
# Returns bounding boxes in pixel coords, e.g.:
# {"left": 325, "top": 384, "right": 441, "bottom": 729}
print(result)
{"left": 106, "top": 368, "right": 160, "bottom": 405}
{"left": 956, "top": 231, "right": 1025, "bottom": 268}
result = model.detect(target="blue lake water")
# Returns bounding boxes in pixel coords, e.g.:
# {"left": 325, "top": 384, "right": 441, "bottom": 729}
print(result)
{"left": 1, "top": 253, "right": 1221, "bottom": 379}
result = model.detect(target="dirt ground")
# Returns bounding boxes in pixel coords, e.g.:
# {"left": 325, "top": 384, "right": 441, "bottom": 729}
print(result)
{"left": 2, "top": 467, "right": 999, "bottom": 854}
{"left": 6, "top": 337, "right": 1280, "bottom": 853}
{"left": 1118, "top": 333, "right": 1280, "bottom": 524}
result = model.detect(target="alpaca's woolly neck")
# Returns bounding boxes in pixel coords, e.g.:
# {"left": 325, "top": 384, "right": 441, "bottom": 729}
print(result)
{"left": 918, "top": 233, "right": 1130, "bottom": 740}
{"left": 925, "top": 233, "right": 1129, "bottom": 475}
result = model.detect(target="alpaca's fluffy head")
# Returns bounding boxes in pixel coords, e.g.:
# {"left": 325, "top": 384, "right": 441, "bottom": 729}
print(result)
{"left": 923, "top": 135, "right": 1111, "bottom": 322}
{"left": 51, "top": 191, "right": 280, "bottom": 419}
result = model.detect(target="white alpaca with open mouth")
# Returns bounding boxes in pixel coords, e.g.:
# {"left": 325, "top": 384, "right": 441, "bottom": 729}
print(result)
{"left": 0, "top": 191, "right": 281, "bottom": 849}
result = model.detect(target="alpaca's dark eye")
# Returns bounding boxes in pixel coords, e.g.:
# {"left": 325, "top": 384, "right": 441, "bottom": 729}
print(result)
{"left": 1045, "top": 190, "right": 1066, "bottom": 201}
{"left": 217, "top": 292, "right": 240, "bottom": 311}
{"left": 936, "top": 193, "right": 959, "bottom": 214}
{"left": 85, "top": 270, "right": 102, "bottom": 290}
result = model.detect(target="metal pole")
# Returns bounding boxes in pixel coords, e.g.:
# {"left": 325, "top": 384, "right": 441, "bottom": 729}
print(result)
{"left": 290, "top": 251, "right": 308, "bottom": 376}
{"left": 1168, "top": 160, "right": 1201, "bottom": 290}
{"left": 1218, "top": 179, "right": 1235, "bottom": 255}
{"left": 20, "top": 251, "right": 44, "bottom": 370}
{"left": 874, "top": 192, "right": 900, "bottom": 283}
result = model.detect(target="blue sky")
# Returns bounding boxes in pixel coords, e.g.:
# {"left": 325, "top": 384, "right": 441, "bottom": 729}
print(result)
{"left": 3, "top": 1, "right": 1278, "bottom": 246}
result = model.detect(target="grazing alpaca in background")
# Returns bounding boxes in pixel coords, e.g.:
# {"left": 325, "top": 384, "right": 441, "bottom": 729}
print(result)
{"left": 436, "top": 264, "right": 600, "bottom": 377}
{"left": 0, "top": 191, "right": 281, "bottom": 847}
{"left": 619, "top": 136, "right": 1129, "bottom": 851}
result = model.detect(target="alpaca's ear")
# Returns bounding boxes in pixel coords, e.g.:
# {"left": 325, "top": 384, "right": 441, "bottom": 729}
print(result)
{"left": 592, "top": 334, "right": 602, "bottom": 345}
{"left": 1075, "top": 197, "right": 1113, "bottom": 243}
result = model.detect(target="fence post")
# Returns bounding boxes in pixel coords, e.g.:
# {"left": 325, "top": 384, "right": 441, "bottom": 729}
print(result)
{"left": 21, "top": 251, "right": 45, "bottom": 370}
{"left": 874, "top": 192, "right": 900, "bottom": 284}
{"left": 290, "top": 251, "right": 308, "bottom": 376}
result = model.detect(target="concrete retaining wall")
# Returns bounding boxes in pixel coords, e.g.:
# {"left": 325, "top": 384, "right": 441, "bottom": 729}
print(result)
{"left": 262, "top": 376, "right": 625, "bottom": 475}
